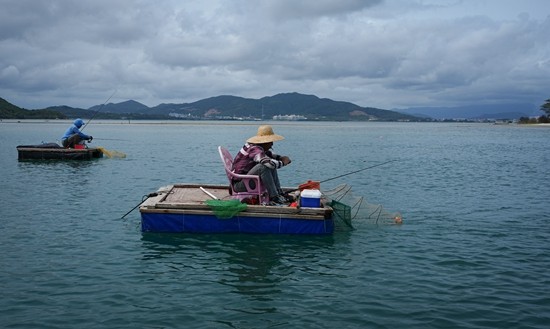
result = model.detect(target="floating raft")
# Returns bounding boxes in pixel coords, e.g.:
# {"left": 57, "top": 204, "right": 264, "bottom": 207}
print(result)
{"left": 140, "top": 184, "right": 334, "bottom": 234}
{"left": 16, "top": 143, "right": 103, "bottom": 161}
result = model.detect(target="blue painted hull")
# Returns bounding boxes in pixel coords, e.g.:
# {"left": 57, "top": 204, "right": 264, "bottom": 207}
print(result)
{"left": 141, "top": 212, "right": 334, "bottom": 234}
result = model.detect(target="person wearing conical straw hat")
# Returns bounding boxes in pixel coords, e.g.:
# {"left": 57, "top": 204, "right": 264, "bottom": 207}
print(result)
{"left": 232, "top": 125, "right": 292, "bottom": 205}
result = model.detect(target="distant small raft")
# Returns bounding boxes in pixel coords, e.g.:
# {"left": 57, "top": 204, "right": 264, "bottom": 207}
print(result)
{"left": 140, "top": 184, "right": 335, "bottom": 234}
{"left": 16, "top": 143, "right": 103, "bottom": 160}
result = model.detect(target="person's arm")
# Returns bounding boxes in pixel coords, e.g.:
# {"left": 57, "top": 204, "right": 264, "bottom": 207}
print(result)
{"left": 76, "top": 128, "right": 91, "bottom": 140}
{"left": 255, "top": 148, "right": 289, "bottom": 169}
{"left": 266, "top": 150, "right": 291, "bottom": 166}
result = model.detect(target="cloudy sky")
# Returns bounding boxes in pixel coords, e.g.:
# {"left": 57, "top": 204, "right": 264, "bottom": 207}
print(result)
{"left": 1, "top": 0, "right": 549, "bottom": 112}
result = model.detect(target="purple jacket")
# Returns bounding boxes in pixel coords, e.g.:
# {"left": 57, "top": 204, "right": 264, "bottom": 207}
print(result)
{"left": 232, "top": 143, "right": 284, "bottom": 174}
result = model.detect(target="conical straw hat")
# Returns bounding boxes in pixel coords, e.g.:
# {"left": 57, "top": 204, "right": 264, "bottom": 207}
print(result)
{"left": 246, "top": 125, "right": 284, "bottom": 144}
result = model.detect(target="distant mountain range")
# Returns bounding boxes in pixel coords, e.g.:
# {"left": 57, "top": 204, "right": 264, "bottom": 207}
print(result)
{"left": 1, "top": 93, "right": 541, "bottom": 121}
{"left": 395, "top": 103, "right": 539, "bottom": 120}
{"left": 1, "top": 93, "right": 422, "bottom": 121}
{"left": 80, "top": 93, "right": 425, "bottom": 121}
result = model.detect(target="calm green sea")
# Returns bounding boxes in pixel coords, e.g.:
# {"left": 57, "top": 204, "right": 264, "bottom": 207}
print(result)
{"left": 1, "top": 120, "right": 549, "bottom": 329}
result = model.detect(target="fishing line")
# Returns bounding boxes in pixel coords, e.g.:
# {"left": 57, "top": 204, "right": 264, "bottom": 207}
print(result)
{"left": 81, "top": 90, "right": 117, "bottom": 131}
{"left": 93, "top": 138, "right": 129, "bottom": 141}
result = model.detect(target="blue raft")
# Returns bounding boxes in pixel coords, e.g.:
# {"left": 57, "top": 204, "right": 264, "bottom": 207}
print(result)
{"left": 139, "top": 184, "right": 334, "bottom": 235}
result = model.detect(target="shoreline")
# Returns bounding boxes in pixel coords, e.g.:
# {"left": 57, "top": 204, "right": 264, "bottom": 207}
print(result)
{"left": 2, "top": 119, "right": 550, "bottom": 127}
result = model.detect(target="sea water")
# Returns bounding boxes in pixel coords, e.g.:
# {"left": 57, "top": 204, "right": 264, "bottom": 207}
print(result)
{"left": 1, "top": 120, "right": 549, "bottom": 328}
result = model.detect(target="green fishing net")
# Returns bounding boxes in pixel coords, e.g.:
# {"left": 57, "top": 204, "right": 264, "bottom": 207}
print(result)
{"left": 330, "top": 199, "right": 353, "bottom": 229}
{"left": 205, "top": 199, "right": 248, "bottom": 219}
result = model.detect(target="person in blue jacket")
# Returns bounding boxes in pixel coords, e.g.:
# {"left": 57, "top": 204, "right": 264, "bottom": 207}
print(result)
{"left": 61, "top": 118, "right": 93, "bottom": 148}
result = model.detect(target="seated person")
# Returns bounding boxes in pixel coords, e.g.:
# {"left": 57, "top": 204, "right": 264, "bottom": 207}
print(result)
{"left": 61, "top": 118, "right": 92, "bottom": 148}
{"left": 232, "top": 125, "right": 291, "bottom": 205}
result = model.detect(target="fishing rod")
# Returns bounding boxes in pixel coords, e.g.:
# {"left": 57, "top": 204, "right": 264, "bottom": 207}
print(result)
{"left": 319, "top": 159, "right": 398, "bottom": 184}
{"left": 81, "top": 90, "right": 117, "bottom": 131}
{"left": 121, "top": 192, "right": 158, "bottom": 220}
{"left": 290, "top": 159, "right": 398, "bottom": 193}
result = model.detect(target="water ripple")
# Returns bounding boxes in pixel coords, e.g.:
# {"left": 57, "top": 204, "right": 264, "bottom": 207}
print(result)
{"left": 2, "top": 122, "right": 550, "bottom": 328}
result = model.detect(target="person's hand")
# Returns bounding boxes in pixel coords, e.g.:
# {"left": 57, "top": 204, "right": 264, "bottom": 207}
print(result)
{"left": 88, "top": 136, "right": 93, "bottom": 142}
{"left": 281, "top": 156, "right": 291, "bottom": 165}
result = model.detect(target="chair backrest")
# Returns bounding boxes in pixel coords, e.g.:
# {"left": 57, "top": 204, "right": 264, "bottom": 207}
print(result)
{"left": 218, "top": 146, "right": 268, "bottom": 203}
{"left": 218, "top": 146, "right": 235, "bottom": 184}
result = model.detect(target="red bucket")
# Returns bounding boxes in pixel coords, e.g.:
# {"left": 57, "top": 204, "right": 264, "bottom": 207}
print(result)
{"left": 74, "top": 144, "right": 85, "bottom": 149}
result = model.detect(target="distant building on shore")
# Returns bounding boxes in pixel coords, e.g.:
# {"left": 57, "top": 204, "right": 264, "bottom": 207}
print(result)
{"left": 272, "top": 114, "right": 307, "bottom": 121}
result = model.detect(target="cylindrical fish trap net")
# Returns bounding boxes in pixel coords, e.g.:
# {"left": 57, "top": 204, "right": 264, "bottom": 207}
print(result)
{"left": 322, "top": 184, "right": 402, "bottom": 229}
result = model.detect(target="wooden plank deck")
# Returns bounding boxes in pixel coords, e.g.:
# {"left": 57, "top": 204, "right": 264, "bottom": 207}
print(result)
{"left": 140, "top": 184, "right": 332, "bottom": 220}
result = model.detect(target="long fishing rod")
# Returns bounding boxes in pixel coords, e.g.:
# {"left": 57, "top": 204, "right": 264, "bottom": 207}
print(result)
{"left": 291, "top": 159, "right": 398, "bottom": 193}
{"left": 81, "top": 90, "right": 117, "bottom": 131}
{"left": 319, "top": 159, "right": 398, "bottom": 184}
{"left": 121, "top": 192, "right": 158, "bottom": 220}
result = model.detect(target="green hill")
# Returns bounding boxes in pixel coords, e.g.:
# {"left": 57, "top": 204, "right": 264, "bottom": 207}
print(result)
{"left": 0, "top": 98, "right": 66, "bottom": 119}
{"left": 148, "top": 92, "right": 422, "bottom": 121}
{"left": 88, "top": 100, "right": 150, "bottom": 114}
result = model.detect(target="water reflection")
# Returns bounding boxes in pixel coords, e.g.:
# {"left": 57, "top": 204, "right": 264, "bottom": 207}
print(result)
{"left": 18, "top": 159, "right": 99, "bottom": 170}
{"left": 140, "top": 233, "right": 337, "bottom": 300}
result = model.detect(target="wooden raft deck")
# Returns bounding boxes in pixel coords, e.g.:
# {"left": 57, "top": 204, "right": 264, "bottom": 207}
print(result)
{"left": 140, "top": 184, "right": 332, "bottom": 220}
{"left": 17, "top": 146, "right": 103, "bottom": 160}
